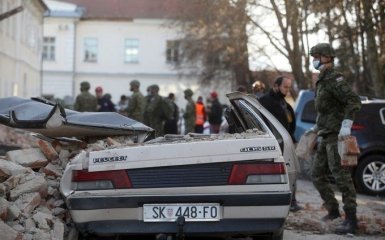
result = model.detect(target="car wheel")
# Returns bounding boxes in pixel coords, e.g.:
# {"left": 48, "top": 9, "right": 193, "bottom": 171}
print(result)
{"left": 354, "top": 155, "right": 385, "bottom": 196}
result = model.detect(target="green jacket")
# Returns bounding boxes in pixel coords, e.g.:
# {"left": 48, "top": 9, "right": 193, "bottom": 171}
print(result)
{"left": 315, "top": 68, "right": 361, "bottom": 136}
{"left": 74, "top": 91, "right": 97, "bottom": 112}
{"left": 183, "top": 98, "right": 196, "bottom": 134}
{"left": 127, "top": 91, "right": 144, "bottom": 122}
{"left": 143, "top": 95, "right": 172, "bottom": 136}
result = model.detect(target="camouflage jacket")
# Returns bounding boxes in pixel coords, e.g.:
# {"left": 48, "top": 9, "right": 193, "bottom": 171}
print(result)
{"left": 315, "top": 68, "right": 361, "bottom": 136}
{"left": 183, "top": 98, "right": 196, "bottom": 134}
{"left": 127, "top": 91, "right": 144, "bottom": 122}
{"left": 73, "top": 92, "right": 97, "bottom": 112}
{"left": 143, "top": 95, "right": 172, "bottom": 136}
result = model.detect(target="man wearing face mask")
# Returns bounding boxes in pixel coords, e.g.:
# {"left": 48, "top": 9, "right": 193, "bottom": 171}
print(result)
{"left": 259, "top": 76, "right": 302, "bottom": 212}
{"left": 307, "top": 43, "right": 361, "bottom": 234}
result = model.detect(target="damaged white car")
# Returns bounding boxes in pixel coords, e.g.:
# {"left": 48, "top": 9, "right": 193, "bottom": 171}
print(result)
{"left": 59, "top": 92, "right": 299, "bottom": 240}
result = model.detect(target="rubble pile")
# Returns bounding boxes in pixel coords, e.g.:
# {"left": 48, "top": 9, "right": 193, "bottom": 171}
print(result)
{"left": 0, "top": 125, "right": 384, "bottom": 239}
{"left": 0, "top": 125, "right": 37, "bottom": 149}
{"left": 0, "top": 134, "right": 130, "bottom": 240}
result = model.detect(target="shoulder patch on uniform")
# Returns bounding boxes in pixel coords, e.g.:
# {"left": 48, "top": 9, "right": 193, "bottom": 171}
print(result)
{"left": 336, "top": 76, "right": 344, "bottom": 82}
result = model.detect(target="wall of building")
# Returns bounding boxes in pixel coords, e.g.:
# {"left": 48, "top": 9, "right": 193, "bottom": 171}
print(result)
{"left": 41, "top": 3, "right": 233, "bottom": 110}
{"left": 0, "top": 0, "right": 46, "bottom": 98}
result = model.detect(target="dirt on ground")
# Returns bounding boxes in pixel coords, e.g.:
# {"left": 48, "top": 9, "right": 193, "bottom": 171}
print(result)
{"left": 285, "top": 179, "right": 385, "bottom": 239}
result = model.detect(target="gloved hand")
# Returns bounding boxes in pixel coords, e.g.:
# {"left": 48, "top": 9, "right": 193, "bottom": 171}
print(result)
{"left": 305, "top": 125, "right": 318, "bottom": 135}
{"left": 338, "top": 119, "right": 353, "bottom": 139}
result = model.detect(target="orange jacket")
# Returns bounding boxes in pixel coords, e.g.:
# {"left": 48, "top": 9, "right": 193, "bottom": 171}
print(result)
{"left": 195, "top": 102, "right": 206, "bottom": 125}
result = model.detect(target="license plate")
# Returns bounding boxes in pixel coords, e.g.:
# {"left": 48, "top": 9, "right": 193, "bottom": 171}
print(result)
{"left": 143, "top": 203, "right": 221, "bottom": 222}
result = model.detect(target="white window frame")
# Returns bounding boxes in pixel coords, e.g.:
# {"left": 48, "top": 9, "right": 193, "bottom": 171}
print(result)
{"left": 42, "top": 37, "right": 56, "bottom": 61}
{"left": 84, "top": 37, "right": 98, "bottom": 63}
{"left": 166, "top": 40, "right": 180, "bottom": 64}
{"left": 124, "top": 38, "right": 139, "bottom": 63}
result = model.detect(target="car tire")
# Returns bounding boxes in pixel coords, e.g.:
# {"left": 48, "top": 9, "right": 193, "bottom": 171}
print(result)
{"left": 354, "top": 155, "right": 385, "bottom": 196}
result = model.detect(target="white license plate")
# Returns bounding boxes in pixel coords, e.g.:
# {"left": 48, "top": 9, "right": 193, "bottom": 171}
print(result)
{"left": 143, "top": 203, "right": 221, "bottom": 222}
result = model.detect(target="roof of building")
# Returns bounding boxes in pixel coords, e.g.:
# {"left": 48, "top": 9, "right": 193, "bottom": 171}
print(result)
{"left": 59, "top": 0, "right": 186, "bottom": 20}
{"left": 44, "top": 0, "right": 83, "bottom": 18}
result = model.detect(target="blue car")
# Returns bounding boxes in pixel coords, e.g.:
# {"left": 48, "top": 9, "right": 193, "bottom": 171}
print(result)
{"left": 294, "top": 90, "right": 385, "bottom": 196}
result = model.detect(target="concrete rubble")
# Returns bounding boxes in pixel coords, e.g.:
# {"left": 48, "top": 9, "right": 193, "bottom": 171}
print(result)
{"left": 0, "top": 125, "right": 384, "bottom": 239}
{"left": 0, "top": 125, "right": 138, "bottom": 240}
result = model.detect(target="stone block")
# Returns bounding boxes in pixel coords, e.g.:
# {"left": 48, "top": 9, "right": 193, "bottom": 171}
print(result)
{"left": 0, "top": 159, "right": 30, "bottom": 177}
{"left": 6, "top": 148, "right": 48, "bottom": 169}
{"left": 14, "top": 192, "right": 41, "bottom": 214}
{"left": 42, "top": 163, "right": 62, "bottom": 177}
{"left": 7, "top": 204, "right": 21, "bottom": 221}
{"left": 0, "top": 197, "right": 10, "bottom": 220}
{"left": 37, "top": 139, "right": 59, "bottom": 161}
{"left": 0, "top": 219, "right": 23, "bottom": 240}
{"left": 10, "top": 174, "right": 48, "bottom": 200}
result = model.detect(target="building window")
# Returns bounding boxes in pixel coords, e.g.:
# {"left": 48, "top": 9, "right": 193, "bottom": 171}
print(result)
{"left": 166, "top": 40, "right": 180, "bottom": 63}
{"left": 84, "top": 38, "right": 98, "bottom": 62}
{"left": 42, "top": 37, "right": 55, "bottom": 61}
{"left": 124, "top": 39, "right": 139, "bottom": 63}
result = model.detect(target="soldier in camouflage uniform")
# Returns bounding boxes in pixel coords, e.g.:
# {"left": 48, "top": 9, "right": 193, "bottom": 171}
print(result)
{"left": 307, "top": 43, "right": 361, "bottom": 234}
{"left": 73, "top": 81, "right": 98, "bottom": 112}
{"left": 126, "top": 80, "right": 144, "bottom": 122}
{"left": 143, "top": 85, "right": 172, "bottom": 137}
{"left": 183, "top": 89, "right": 196, "bottom": 134}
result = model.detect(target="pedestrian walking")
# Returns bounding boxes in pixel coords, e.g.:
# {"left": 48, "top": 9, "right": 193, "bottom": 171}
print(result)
{"left": 73, "top": 81, "right": 97, "bottom": 112}
{"left": 208, "top": 91, "right": 222, "bottom": 134}
{"left": 259, "top": 76, "right": 302, "bottom": 212}
{"left": 127, "top": 80, "right": 144, "bottom": 122}
{"left": 183, "top": 89, "right": 196, "bottom": 134}
{"left": 194, "top": 96, "right": 206, "bottom": 133}
{"left": 307, "top": 43, "right": 361, "bottom": 234}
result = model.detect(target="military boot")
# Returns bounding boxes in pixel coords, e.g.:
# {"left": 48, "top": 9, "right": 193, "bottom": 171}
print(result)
{"left": 335, "top": 212, "right": 358, "bottom": 234}
{"left": 321, "top": 209, "right": 341, "bottom": 221}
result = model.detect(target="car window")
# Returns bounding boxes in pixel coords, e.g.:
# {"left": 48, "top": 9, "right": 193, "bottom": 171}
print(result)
{"left": 242, "top": 100, "right": 285, "bottom": 153}
{"left": 301, "top": 100, "right": 316, "bottom": 123}
{"left": 234, "top": 100, "right": 266, "bottom": 132}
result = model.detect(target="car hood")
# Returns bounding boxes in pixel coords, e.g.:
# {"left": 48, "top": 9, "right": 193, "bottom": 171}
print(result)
{"left": 0, "top": 96, "right": 153, "bottom": 139}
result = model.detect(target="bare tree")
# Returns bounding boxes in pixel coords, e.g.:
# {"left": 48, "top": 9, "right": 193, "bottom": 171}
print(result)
{"left": 246, "top": 0, "right": 311, "bottom": 90}
{"left": 170, "top": 0, "right": 384, "bottom": 97}
{"left": 169, "top": 0, "right": 252, "bottom": 89}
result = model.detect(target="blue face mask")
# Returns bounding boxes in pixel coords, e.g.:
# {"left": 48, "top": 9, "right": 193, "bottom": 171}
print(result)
{"left": 313, "top": 60, "right": 321, "bottom": 69}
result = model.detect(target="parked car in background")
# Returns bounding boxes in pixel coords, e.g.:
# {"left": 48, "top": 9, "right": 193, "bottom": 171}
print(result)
{"left": 294, "top": 90, "right": 385, "bottom": 196}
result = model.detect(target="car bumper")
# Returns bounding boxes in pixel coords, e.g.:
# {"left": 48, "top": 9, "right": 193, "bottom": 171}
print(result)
{"left": 66, "top": 192, "right": 291, "bottom": 236}
{"left": 75, "top": 218, "right": 286, "bottom": 236}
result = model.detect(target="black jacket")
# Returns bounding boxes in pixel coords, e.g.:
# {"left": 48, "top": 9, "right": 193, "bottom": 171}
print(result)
{"left": 259, "top": 89, "right": 296, "bottom": 142}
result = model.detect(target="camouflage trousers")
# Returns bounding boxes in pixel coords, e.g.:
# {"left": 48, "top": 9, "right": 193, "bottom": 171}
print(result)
{"left": 312, "top": 134, "right": 357, "bottom": 214}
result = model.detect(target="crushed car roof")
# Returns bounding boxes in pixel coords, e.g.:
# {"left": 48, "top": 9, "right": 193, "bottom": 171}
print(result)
{"left": 0, "top": 97, "right": 153, "bottom": 138}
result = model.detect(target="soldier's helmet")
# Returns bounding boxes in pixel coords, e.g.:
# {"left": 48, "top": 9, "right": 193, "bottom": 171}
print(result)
{"left": 252, "top": 80, "right": 265, "bottom": 92}
{"left": 80, "top": 81, "right": 90, "bottom": 90}
{"left": 130, "top": 79, "right": 140, "bottom": 87}
{"left": 184, "top": 89, "right": 193, "bottom": 97}
{"left": 310, "top": 43, "right": 336, "bottom": 57}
